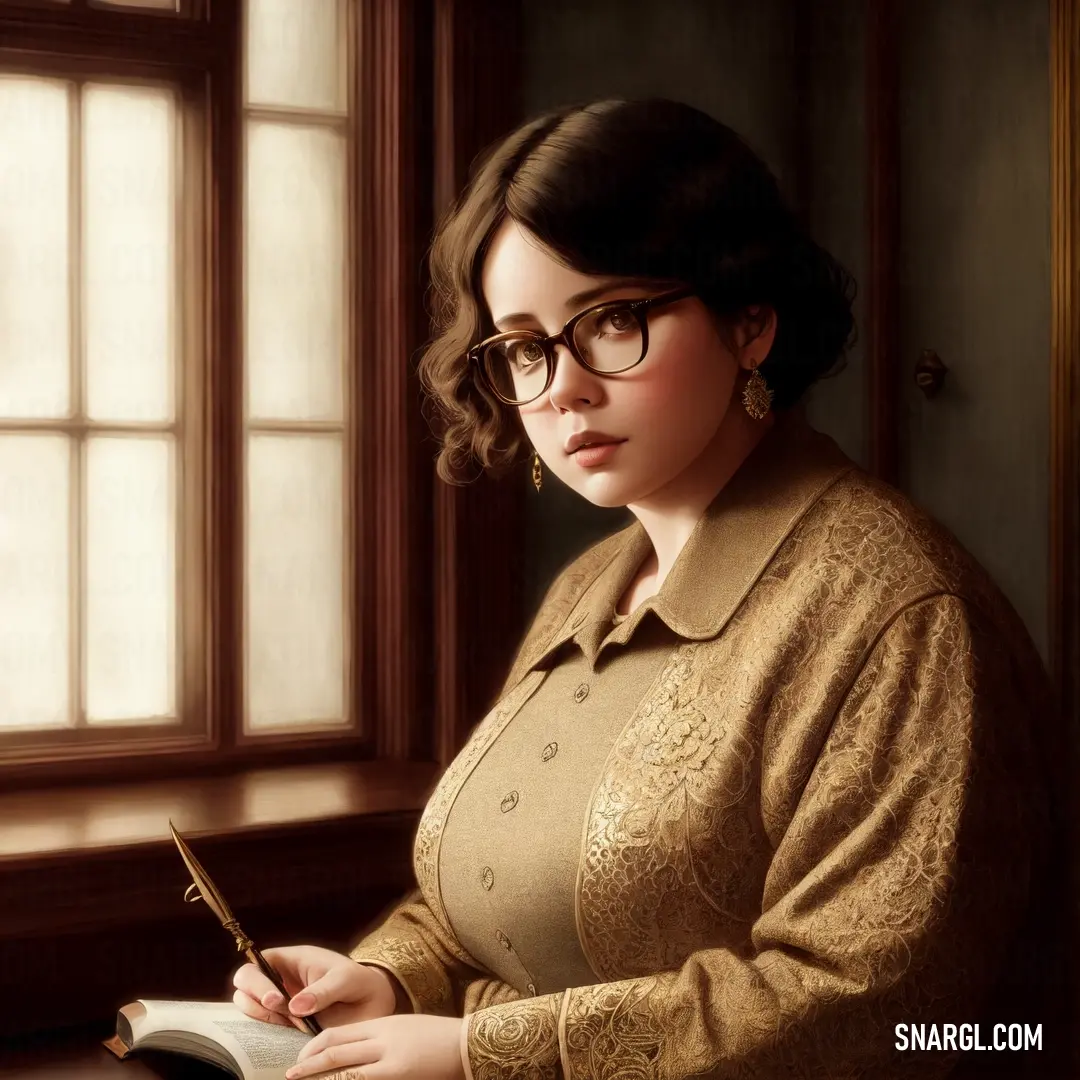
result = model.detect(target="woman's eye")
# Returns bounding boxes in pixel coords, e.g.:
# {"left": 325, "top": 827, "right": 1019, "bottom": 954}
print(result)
{"left": 512, "top": 341, "right": 545, "bottom": 366}
{"left": 600, "top": 308, "right": 634, "bottom": 334}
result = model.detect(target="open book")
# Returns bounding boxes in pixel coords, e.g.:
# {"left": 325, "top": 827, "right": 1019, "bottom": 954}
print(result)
{"left": 104, "top": 999, "right": 313, "bottom": 1080}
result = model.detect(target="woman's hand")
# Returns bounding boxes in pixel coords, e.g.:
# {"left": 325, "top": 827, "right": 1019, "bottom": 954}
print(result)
{"left": 283, "top": 1014, "right": 466, "bottom": 1080}
{"left": 232, "top": 945, "right": 398, "bottom": 1031}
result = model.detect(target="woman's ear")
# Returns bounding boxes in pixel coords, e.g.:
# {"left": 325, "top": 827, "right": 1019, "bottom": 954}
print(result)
{"left": 736, "top": 306, "right": 778, "bottom": 369}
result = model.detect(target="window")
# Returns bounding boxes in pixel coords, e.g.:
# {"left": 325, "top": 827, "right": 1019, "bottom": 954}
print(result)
{"left": 0, "top": 0, "right": 364, "bottom": 780}
{"left": 0, "top": 74, "right": 192, "bottom": 741}
{"left": 0, "top": 0, "right": 529, "bottom": 790}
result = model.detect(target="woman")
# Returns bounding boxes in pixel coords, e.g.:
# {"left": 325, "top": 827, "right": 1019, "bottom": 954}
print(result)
{"left": 233, "top": 99, "right": 1060, "bottom": 1079}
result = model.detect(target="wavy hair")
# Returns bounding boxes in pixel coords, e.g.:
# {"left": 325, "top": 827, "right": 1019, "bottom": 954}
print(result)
{"left": 417, "top": 98, "right": 857, "bottom": 485}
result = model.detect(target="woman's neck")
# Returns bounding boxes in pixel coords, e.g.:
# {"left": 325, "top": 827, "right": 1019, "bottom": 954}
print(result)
{"left": 625, "top": 404, "right": 777, "bottom": 587}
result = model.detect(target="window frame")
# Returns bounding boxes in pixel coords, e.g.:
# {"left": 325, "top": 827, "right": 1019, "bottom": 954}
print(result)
{"left": 0, "top": 7, "right": 224, "bottom": 783}
{"left": 0, "top": 0, "right": 375, "bottom": 786}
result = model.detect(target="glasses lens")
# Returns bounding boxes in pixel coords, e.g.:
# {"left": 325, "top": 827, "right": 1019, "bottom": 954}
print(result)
{"left": 479, "top": 306, "right": 645, "bottom": 405}
{"left": 573, "top": 305, "right": 644, "bottom": 373}
{"left": 482, "top": 337, "right": 550, "bottom": 404}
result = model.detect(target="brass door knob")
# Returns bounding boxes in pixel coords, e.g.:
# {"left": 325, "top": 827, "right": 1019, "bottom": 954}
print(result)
{"left": 914, "top": 349, "right": 948, "bottom": 398}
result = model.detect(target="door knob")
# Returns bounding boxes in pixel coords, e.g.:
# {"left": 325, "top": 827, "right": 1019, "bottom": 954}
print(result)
{"left": 914, "top": 349, "right": 948, "bottom": 398}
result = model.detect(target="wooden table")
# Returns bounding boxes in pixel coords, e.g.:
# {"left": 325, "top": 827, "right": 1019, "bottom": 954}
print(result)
{"left": 1, "top": 1024, "right": 227, "bottom": 1079}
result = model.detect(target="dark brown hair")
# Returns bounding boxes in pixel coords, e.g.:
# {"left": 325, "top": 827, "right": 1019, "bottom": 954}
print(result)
{"left": 418, "top": 98, "right": 857, "bottom": 485}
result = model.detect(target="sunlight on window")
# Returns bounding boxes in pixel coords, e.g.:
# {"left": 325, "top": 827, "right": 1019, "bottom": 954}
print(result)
{"left": 84, "top": 84, "right": 175, "bottom": 423}
{"left": 0, "top": 76, "right": 71, "bottom": 418}
{"left": 245, "top": 121, "right": 345, "bottom": 423}
{"left": 246, "top": 435, "right": 344, "bottom": 729}
{"left": 81, "top": 792, "right": 191, "bottom": 845}
{"left": 0, "top": 1, "right": 356, "bottom": 743}
{"left": 245, "top": 0, "right": 345, "bottom": 113}
{"left": 241, "top": 768, "right": 354, "bottom": 824}
{"left": 0, "top": 436, "right": 70, "bottom": 729}
{"left": 86, "top": 437, "right": 176, "bottom": 723}
{"left": 0, "top": 75, "right": 179, "bottom": 733}
{"left": 0, "top": 820, "right": 80, "bottom": 858}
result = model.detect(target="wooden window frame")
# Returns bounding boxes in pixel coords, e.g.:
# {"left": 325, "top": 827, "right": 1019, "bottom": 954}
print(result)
{"left": 0, "top": 62, "right": 208, "bottom": 769}
{"left": 0, "top": 1, "right": 228, "bottom": 786}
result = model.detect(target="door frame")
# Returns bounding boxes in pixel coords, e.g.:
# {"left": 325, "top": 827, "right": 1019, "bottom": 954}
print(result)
{"left": 1051, "top": 0, "right": 1080, "bottom": 820}
{"left": 1051, "top": 0, "right": 1080, "bottom": 1058}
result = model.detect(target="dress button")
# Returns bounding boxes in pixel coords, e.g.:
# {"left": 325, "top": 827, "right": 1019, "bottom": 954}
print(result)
{"left": 527, "top": 982, "right": 537, "bottom": 995}
{"left": 541, "top": 741, "right": 558, "bottom": 762}
{"left": 495, "top": 929, "right": 512, "bottom": 951}
{"left": 573, "top": 682, "right": 589, "bottom": 703}
{"left": 481, "top": 866, "right": 494, "bottom": 890}
{"left": 500, "top": 791, "right": 519, "bottom": 813}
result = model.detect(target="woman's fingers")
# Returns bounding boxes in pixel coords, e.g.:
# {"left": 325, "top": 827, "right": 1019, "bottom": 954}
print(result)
{"left": 232, "top": 961, "right": 279, "bottom": 1003}
{"left": 232, "top": 988, "right": 294, "bottom": 1027}
{"left": 286, "top": 1030, "right": 379, "bottom": 1078}
{"left": 286, "top": 964, "right": 361, "bottom": 1019}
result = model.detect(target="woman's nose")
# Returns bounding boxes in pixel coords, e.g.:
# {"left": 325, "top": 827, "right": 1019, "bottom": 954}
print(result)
{"left": 545, "top": 342, "right": 603, "bottom": 406}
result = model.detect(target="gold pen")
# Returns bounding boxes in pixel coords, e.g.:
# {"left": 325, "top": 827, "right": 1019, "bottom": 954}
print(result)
{"left": 168, "top": 820, "right": 322, "bottom": 1037}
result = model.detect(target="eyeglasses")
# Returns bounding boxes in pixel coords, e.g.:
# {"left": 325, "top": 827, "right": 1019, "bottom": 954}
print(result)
{"left": 468, "top": 285, "right": 696, "bottom": 406}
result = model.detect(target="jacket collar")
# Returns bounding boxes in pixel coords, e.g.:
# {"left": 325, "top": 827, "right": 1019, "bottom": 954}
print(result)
{"left": 528, "top": 409, "right": 857, "bottom": 671}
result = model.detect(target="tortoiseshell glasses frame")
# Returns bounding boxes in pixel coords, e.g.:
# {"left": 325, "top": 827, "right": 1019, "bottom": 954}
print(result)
{"left": 467, "top": 285, "right": 696, "bottom": 405}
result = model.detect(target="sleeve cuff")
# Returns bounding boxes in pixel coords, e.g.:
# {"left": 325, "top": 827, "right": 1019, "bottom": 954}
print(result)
{"left": 346, "top": 948, "right": 428, "bottom": 1013}
{"left": 460, "top": 991, "right": 564, "bottom": 1080}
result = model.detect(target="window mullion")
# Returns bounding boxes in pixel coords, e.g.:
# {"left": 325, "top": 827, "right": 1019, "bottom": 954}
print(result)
{"left": 68, "top": 76, "right": 86, "bottom": 732}
{"left": 209, "top": 0, "right": 243, "bottom": 754}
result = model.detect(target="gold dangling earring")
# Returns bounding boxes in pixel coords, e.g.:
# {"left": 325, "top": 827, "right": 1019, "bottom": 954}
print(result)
{"left": 532, "top": 451, "right": 543, "bottom": 492}
{"left": 742, "top": 364, "right": 773, "bottom": 420}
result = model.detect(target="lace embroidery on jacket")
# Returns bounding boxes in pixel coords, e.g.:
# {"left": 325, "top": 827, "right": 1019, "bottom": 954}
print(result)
{"left": 465, "top": 991, "right": 563, "bottom": 1080}
{"left": 349, "top": 941, "right": 436, "bottom": 1013}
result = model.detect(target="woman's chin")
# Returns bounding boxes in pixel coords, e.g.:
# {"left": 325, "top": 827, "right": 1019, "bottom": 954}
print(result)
{"left": 567, "top": 473, "right": 656, "bottom": 509}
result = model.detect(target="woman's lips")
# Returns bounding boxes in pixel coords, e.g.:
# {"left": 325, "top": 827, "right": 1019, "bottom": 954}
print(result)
{"left": 572, "top": 440, "right": 626, "bottom": 467}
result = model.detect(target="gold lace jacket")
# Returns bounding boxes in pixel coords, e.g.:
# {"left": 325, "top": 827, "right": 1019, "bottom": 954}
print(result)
{"left": 349, "top": 411, "right": 1055, "bottom": 1079}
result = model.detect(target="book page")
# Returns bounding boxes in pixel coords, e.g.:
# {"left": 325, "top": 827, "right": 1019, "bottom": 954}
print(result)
{"left": 209, "top": 1017, "right": 311, "bottom": 1072}
{"left": 136, "top": 1000, "right": 312, "bottom": 1079}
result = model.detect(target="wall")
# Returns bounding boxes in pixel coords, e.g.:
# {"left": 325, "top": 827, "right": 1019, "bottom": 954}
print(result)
{"left": 798, "top": 0, "right": 868, "bottom": 469}
{"left": 897, "top": 0, "right": 1050, "bottom": 662}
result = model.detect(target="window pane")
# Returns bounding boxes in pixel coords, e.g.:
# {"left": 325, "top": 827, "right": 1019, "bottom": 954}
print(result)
{"left": 0, "top": 77, "right": 71, "bottom": 418}
{"left": 0, "top": 435, "right": 70, "bottom": 728}
{"left": 245, "top": 121, "right": 345, "bottom": 422}
{"left": 245, "top": 0, "right": 345, "bottom": 112}
{"left": 85, "top": 436, "right": 176, "bottom": 723}
{"left": 84, "top": 84, "right": 175, "bottom": 423}
{"left": 246, "top": 434, "right": 344, "bottom": 729}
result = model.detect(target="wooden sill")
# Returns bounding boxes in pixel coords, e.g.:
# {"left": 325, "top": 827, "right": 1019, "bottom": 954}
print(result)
{"left": 0, "top": 759, "right": 440, "bottom": 939}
